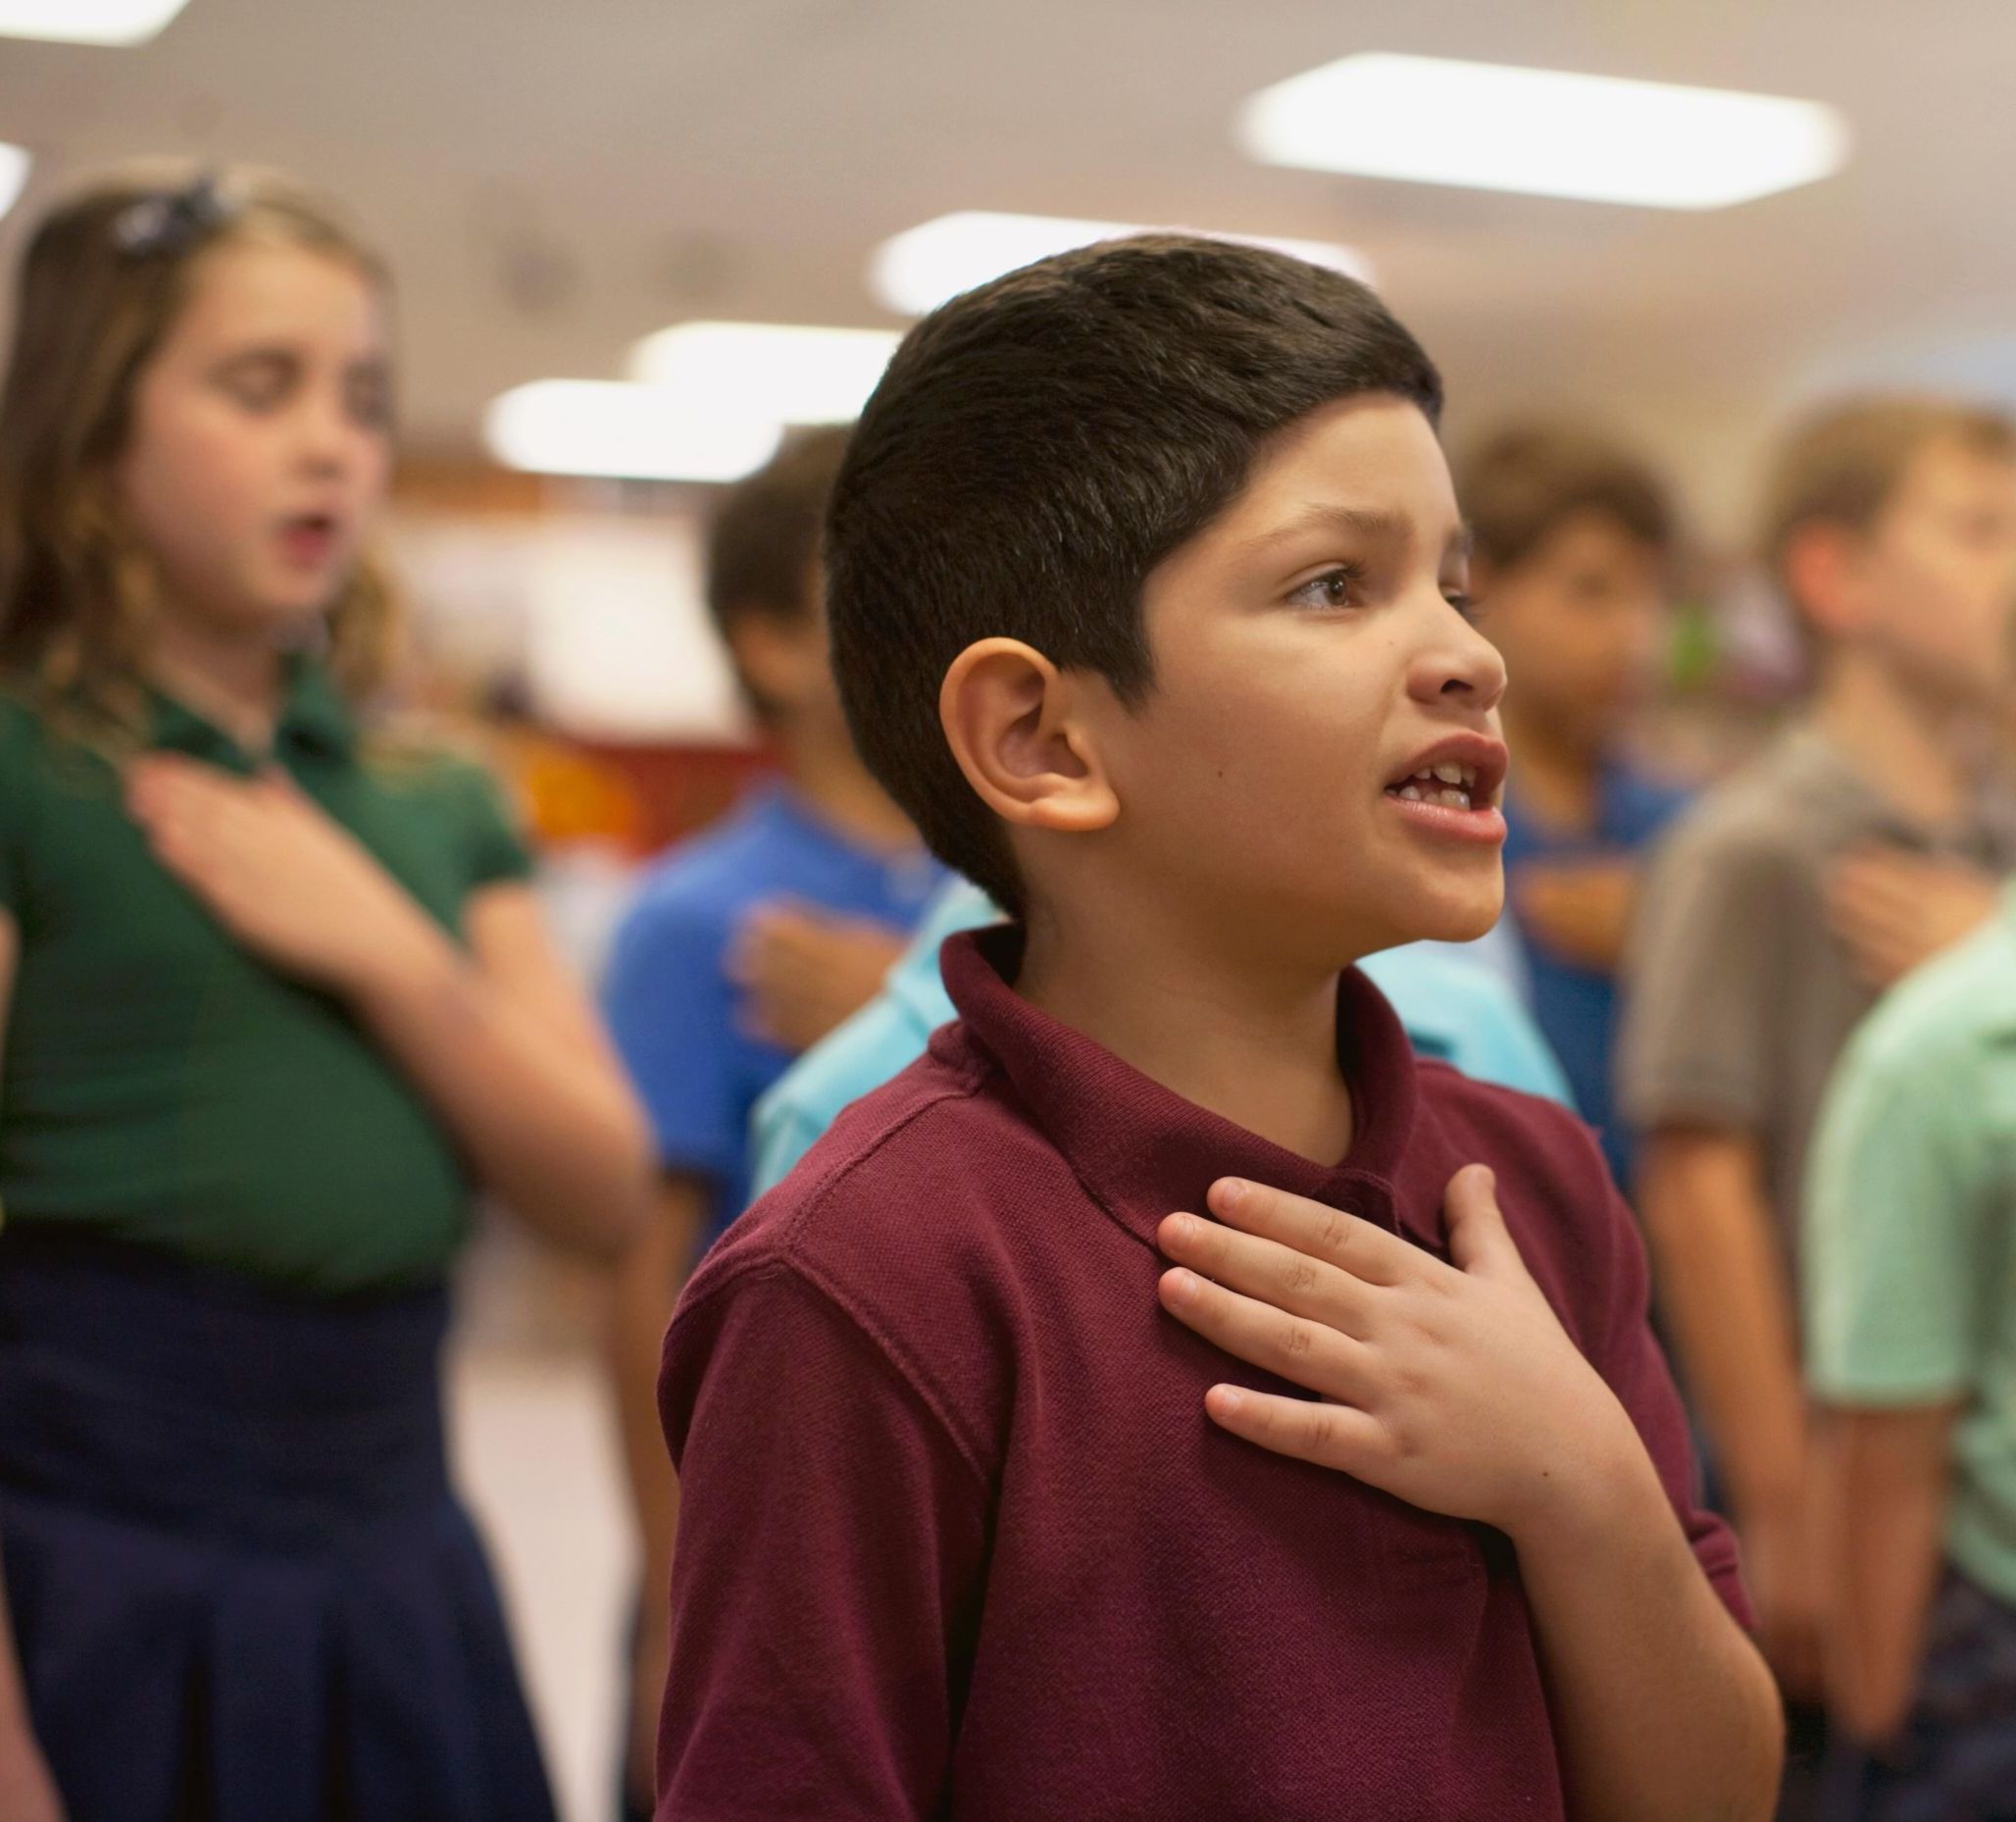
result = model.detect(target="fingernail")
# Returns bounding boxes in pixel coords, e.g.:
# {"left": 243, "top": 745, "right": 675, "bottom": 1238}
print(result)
{"left": 1211, "top": 1179, "right": 1246, "bottom": 1210}
{"left": 1166, "top": 1213, "right": 1198, "bottom": 1246}
{"left": 1208, "top": 1386, "right": 1243, "bottom": 1418}
{"left": 1164, "top": 1269, "right": 1197, "bottom": 1305}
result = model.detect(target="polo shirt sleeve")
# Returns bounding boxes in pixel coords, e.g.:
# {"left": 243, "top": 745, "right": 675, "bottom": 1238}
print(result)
{"left": 748, "top": 1070, "right": 831, "bottom": 1201}
{"left": 1803, "top": 1035, "right": 1992, "bottom": 1404}
{"left": 601, "top": 890, "right": 748, "bottom": 1186}
{"left": 1616, "top": 821, "right": 1792, "bottom": 1139}
{"left": 1439, "top": 965, "right": 1575, "bottom": 1107}
{"left": 657, "top": 1265, "right": 986, "bottom": 1818}
{"left": 448, "top": 761, "right": 537, "bottom": 890}
{"left": 1586, "top": 1146, "right": 1755, "bottom": 1629}
{"left": 748, "top": 997, "right": 922, "bottom": 1199}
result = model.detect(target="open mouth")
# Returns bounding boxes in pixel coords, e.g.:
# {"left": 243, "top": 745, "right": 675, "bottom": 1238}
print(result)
{"left": 1386, "top": 761, "right": 1483, "bottom": 812}
{"left": 277, "top": 512, "right": 341, "bottom": 565}
{"left": 1379, "top": 736, "right": 1509, "bottom": 841}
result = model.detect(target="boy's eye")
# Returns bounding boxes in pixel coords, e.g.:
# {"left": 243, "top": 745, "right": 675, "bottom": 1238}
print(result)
{"left": 1445, "top": 588, "right": 1482, "bottom": 624}
{"left": 1288, "top": 564, "right": 1364, "bottom": 610}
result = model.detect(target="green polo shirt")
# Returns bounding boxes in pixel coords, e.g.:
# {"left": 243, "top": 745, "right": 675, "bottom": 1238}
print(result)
{"left": 1804, "top": 886, "right": 2016, "bottom": 1603}
{"left": 0, "top": 663, "right": 533, "bottom": 1294}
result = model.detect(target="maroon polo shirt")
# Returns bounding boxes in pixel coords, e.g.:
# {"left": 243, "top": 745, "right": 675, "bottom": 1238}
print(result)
{"left": 657, "top": 928, "right": 1747, "bottom": 1822}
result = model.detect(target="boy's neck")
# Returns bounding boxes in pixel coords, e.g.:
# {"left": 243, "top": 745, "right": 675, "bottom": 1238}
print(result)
{"left": 147, "top": 615, "right": 287, "bottom": 753}
{"left": 1015, "top": 901, "right": 1357, "bottom": 1167}
{"left": 1501, "top": 698, "right": 1605, "bottom": 833}
{"left": 1810, "top": 649, "right": 1974, "bottom": 834}
{"left": 774, "top": 719, "right": 920, "bottom": 854}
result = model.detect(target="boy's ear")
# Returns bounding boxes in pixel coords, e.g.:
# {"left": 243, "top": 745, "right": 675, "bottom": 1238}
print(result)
{"left": 939, "top": 638, "right": 1120, "bottom": 835}
{"left": 728, "top": 608, "right": 825, "bottom": 713}
{"left": 1782, "top": 521, "right": 1864, "bottom": 637}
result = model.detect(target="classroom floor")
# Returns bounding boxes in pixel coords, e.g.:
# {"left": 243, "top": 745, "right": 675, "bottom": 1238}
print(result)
{"left": 447, "top": 1228, "right": 638, "bottom": 1822}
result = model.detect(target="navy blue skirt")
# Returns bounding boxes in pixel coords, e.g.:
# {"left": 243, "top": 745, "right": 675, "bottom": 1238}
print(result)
{"left": 0, "top": 1230, "right": 558, "bottom": 1822}
{"left": 1819, "top": 1568, "right": 2016, "bottom": 1822}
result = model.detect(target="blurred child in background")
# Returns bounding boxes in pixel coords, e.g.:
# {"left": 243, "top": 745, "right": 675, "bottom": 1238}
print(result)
{"left": 0, "top": 166, "right": 651, "bottom": 1822}
{"left": 1799, "top": 619, "right": 2016, "bottom": 1821}
{"left": 599, "top": 426, "right": 941, "bottom": 1813}
{"left": 1460, "top": 425, "right": 1688, "bottom": 1184}
{"left": 1621, "top": 398, "right": 2016, "bottom": 1814}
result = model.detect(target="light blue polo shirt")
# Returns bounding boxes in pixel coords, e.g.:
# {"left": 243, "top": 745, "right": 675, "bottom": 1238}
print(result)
{"left": 750, "top": 880, "right": 1573, "bottom": 1199}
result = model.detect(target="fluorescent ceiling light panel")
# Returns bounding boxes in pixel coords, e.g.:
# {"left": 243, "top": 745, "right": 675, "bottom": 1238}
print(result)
{"left": 0, "top": 146, "right": 29, "bottom": 223}
{"left": 0, "top": 0, "right": 191, "bottom": 44}
{"left": 484, "top": 381, "right": 782, "bottom": 483}
{"left": 627, "top": 322, "right": 903, "bottom": 424}
{"left": 1236, "top": 53, "right": 1848, "bottom": 210}
{"left": 870, "top": 211, "right": 1375, "bottom": 316}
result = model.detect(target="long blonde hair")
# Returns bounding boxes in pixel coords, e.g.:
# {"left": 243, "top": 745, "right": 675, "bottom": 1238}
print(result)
{"left": 0, "top": 163, "right": 402, "bottom": 743}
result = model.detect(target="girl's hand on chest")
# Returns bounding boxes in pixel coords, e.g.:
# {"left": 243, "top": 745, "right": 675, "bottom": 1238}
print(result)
{"left": 125, "top": 753, "right": 448, "bottom": 998}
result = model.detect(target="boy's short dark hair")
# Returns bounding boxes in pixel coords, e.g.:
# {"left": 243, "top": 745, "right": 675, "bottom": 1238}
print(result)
{"left": 705, "top": 424, "right": 852, "bottom": 717}
{"left": 826, "top": 234, "right": 1442, "bottom": 916}
{"left": 1459, "top": 425, "right": 1675, "bottom": 573}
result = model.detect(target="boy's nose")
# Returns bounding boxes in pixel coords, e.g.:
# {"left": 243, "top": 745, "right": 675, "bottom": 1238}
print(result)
{"left": 1409, "top": 608, "right": 1509, "bottom": 715}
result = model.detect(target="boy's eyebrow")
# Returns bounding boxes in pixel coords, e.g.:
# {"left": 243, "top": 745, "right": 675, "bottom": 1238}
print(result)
{"left": 1239, "top": 505, "right": 1407, "bottom": 556}
{"left": 1238, "top": 504, "right": 1473, "bottom": 563}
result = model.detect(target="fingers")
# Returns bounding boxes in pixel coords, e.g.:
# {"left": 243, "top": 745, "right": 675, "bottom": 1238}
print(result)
{"left": 126, "top": 763, "right": 227, "bottom": 860}
{"left": 1197, "top": 1383, "right": 1389, "bottom": 1477}
{"left": 1203, "top": 1178, "right": 1418, "bottom": 1287}
{"left": 742, "top": 899, "right": 852, "bottom": 954}
{"left": 1510, "top": 872, "right": 1575, "bottom": 936}
{"left": 730, "top": 902, "right": 850, "bottom": 987}
{"left": 1825, "top": 874, "right": 1917, "bottom": 944}
{"left": 1826, "top": 892, "right": 1932, "bottom": 988}
{"left": 1827, "top": 848, "right": 1961, "bottom": 931}
{"left": 125, "top": 760, "right": 293, "bottom": 917}
{"left": 1833, "top": 844, "right": 1987, "bottom": 901}
{"left": 1157, "top": 1213, "right": 1375, "bottom": 1335}
{"left": 1442, "top": 1165, "right": 1525, "bottom": 1279}
{"left": 1157, "top": 1265, "right": 1376, "bottom": 1404}
{"left": 126, "top": 756, "right": 260, "bottom": 835}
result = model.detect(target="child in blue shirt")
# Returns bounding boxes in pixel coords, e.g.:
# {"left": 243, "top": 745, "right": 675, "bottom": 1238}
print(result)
{"left": 609, "top": 782, "right": 938, "bottom": 1225}
{"left": 601, "top": 425, "right": 939, "bottom": 1812}
{"left": 1459, "top": 426, "right": 1690, "bottom": 1184}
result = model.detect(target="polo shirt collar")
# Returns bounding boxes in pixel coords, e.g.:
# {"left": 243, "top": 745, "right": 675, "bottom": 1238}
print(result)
{"left": 1783, "top": 722, "right": 1995, "bottom": 856}
{"left": 941, "top": 926, "right": 1433, "bottom": 1251}
{"left": 1776, "top": 727, "right": 1917, "bottom": 838}
{"left": 149, "top": 657, "right": 358, "bottom": 771}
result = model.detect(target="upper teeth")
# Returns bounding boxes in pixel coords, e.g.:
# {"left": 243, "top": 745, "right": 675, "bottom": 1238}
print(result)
{"left": 1388, "top": 761, "right": 1483, "bottom": 807}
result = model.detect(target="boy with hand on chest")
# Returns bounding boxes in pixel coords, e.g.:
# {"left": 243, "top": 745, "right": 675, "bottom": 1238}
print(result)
{"left": 653, "top": 237, "right": 1780, "bottom": 1822}
{"left": 1619, "top": 401, "right": 2016, "bottom": 1749}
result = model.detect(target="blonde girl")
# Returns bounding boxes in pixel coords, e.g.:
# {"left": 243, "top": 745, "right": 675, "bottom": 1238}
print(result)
{"left": 0, "top": 167, "right": 651, "bottom": 1822}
